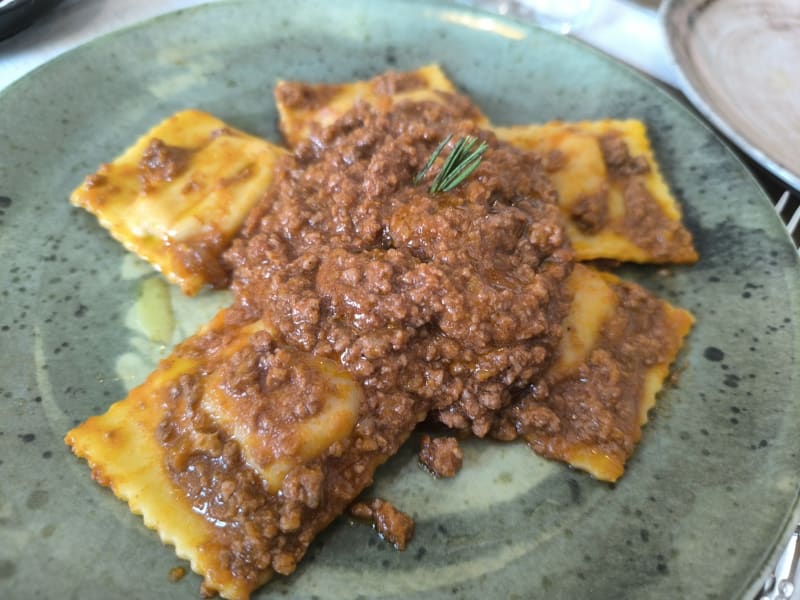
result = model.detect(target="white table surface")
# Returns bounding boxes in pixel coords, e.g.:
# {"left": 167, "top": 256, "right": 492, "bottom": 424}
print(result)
{"left": 0, "top": 1, "right": 795, "bottom": 598}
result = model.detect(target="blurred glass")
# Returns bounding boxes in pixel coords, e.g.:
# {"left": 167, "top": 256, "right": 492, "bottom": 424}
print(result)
{"left": 457, "top": 0, "right": 598, "bottom": 34}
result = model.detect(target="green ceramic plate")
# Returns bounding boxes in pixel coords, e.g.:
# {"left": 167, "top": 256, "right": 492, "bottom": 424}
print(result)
{"left": 1, "top": 1, "right": 798, "bottom": 598}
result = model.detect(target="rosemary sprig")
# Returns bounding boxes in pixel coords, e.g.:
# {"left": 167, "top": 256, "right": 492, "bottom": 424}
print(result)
{"left": 414, "top": 134, "right": 488, "bottom": 193}
{"left": 432, "top": 135, "right": 488, "bottom": 193}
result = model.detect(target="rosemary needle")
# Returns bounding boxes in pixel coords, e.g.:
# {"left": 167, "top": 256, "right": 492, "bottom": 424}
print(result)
{"left": 414, "top": 133, "right": 453, "bottom": 185}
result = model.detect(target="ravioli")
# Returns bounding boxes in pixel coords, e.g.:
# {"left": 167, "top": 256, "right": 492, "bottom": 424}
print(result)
{"left": 275, "top": 63, "right": 489, "bottom": 148}
{"left": 70, "top": 109, "right": 286, "bottom": 295}
{"left": 66, "top": 308, "right": 363, "bottom": 600}
{"left": 494, "top": 120, "right": 698, "bottom": 264}
{"left": 500, "top": 264, "right": 694, "bottom": 482}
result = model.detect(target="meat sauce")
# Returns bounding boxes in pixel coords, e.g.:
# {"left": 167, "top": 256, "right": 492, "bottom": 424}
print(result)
{"left": 228, "top": 99, "right": 573, "bottom": 435}
{"left": 600, "top": 133, "right": 695, "bottom": 261}
{"left": 157, "top": 97, "right": 573, "bottom": 584}
{"left": 138, "top": 138, "right": 194, "bottom": 186}
{"left": 152, "top": 87, "right": 694, "bottom": 589}
{"left": 349, "top": 498, "right": 416, "bottom": 550}
{"left": 419, "top": 435, "right": 464, "bottom": 478}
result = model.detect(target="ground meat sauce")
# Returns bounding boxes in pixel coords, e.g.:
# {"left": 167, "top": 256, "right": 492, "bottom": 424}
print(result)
{"left": 598, "top": 133, "right": 650, "bottom": 178}
{"left": 229, "top": 99, "right": 573, "bottom": 436}
{"left": 570, "top": 187, "right": 609, "bottom": 234}
{"left": 419, "top": 435, "right": 463, "bottom": 478}
{"left": 138, "top": 137, "right": 193, "bottom": 187}
{"left": 599, "top": 132, "right": 695, "bottom": 261}
{"left": 490, "top": 276, "right": 683, "bottom": 469}
{"left": 349, "top": 498, "right": 416, "bottom": 550}
{"left": 155, "top": 97, "right": 574, "bottom": 587}
{"left": 173, "top": 230, "right": 231, "bottom": 290}
{"left": 620, "top": 177, "right": 694, "bottom": 261}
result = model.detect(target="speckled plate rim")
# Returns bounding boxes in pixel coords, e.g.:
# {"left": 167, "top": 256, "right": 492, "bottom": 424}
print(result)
{"left": 660, "top": 0, "right": 800, "bottom": 192}
{"left": 0, "top": 0, "right": 798, "bottom": 597}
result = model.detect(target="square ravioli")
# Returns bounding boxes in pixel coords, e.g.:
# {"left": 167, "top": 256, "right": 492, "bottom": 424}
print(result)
{"left": 275, "top": 63, "right": 489, "bottom": 148}
{"left": 70, "top": 109, "right": 286, "bottom": 295}
{"left": 66, "top": 308, "right": 365, "bottom": 600}
{"left": 494, "top": 120, "right": 698, "bottom": 264}
{"left": 493, "top": 264, "right": 694, "bottom": 482}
